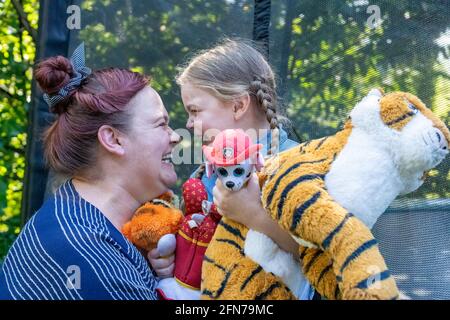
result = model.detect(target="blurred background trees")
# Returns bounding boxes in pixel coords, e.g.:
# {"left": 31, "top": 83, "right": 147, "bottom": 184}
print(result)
{"left": 0, "top": 0, "right": 38, "bottom": 259}
{"left": 0, "top": 0, "right": 448, "bottom": 259}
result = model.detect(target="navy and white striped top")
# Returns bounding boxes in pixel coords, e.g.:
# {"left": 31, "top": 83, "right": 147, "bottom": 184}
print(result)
{"left": 0, "top": 180, "right": 158, "bottom": 300}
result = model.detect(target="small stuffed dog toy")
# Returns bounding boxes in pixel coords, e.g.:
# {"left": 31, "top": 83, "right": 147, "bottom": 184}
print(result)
{"left": 202, "top": 129, "right": 265, "bottom": 190}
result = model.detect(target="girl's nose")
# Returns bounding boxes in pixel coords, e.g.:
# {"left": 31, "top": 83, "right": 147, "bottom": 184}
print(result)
{"left": 186, "top": 118, "right": 194, "bottom": 130}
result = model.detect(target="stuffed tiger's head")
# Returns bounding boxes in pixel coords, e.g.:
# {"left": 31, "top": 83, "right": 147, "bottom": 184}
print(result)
{"left": 349, "top": 88, "right": 449, "bottom": 194}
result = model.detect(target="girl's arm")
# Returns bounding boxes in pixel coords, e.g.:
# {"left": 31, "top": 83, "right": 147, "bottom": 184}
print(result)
{"left": 212, "top": 173, "right": 299, "bottom": 258}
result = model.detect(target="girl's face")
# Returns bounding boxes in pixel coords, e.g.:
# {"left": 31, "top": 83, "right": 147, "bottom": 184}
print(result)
{"left": 181, "top": 83, "right": 237, "bottom": 145}
{"left": 124, "top": 87, "right": 180, "bottom": 200}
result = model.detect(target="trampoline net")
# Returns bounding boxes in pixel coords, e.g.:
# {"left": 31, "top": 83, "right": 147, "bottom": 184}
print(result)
{"left": 373, "top": 200, "right": 450, "bottom": 299}
{"left": 59, "top": 0, "right": 448, "bottom": 299}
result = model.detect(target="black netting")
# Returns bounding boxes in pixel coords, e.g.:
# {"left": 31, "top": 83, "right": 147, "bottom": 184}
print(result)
{"left": 373, "top": 200, "right": 450, "bottom": 299}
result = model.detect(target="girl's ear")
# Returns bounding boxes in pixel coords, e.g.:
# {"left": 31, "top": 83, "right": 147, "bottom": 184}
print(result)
{"left": 233, "top": 93, "right": 251, "bottom": 121}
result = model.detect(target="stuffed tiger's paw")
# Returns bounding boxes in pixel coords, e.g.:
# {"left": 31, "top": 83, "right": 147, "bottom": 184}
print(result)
{"left": 244, "top": 229, "right": 311, "bottom": 299}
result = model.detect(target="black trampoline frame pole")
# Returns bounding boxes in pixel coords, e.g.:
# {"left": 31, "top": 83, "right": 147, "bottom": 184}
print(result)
{"left": 253, "top": 0, "right": 271, "bottom": 56}
{"left": 21, "top": 0, "right": 74, "bottom": 224}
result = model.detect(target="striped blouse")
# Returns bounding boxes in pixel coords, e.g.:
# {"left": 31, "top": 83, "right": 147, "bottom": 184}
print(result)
{"left": 0, "top": 180, "right": 158, "bottom": 300}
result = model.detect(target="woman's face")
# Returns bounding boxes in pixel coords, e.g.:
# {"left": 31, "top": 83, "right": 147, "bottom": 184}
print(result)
{"left": 181, "top": 83, "right": 236, "bottom": 145}
{"left": 124, "top": 87, "right": 180, "bottom": 200}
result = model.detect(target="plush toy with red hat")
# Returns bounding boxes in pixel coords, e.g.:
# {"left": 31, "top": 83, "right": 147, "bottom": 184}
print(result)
{"left": 203, "top": 129, "right": 265, "bottom": 191}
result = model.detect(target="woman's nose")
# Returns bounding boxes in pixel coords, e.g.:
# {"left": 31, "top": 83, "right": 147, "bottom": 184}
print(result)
{"left": 170, "top": 128, "right": 182, "bottom": 145}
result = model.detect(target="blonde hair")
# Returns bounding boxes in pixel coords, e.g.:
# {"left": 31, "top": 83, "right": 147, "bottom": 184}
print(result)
{"left": 176, "top": 38, "right": 283, "bottom": 156}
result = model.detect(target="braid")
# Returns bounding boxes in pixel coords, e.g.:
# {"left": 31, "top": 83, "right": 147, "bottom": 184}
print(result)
{"left": 250, "top": 78, "right": 280, "bottom": 156}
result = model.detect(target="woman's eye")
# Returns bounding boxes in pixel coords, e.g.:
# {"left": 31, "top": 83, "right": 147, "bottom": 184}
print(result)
{"left": 233, "top": 168, "right": 244, "bottom": 177}
{"left": 218, "top": 168, "right": 228, "bottom": 177}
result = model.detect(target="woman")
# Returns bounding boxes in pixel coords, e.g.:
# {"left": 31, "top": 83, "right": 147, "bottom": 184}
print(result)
{"left": 0, "top": 44, "right": 180, "bottom": 299}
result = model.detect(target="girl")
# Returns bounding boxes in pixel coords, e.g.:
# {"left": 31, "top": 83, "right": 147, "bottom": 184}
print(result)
{"left": 174, "top": 38, "right": 313, "bottom": 299}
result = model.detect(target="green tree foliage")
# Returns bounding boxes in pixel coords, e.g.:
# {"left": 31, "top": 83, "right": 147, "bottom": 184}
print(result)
{"left": 269, "top": 0, "right": 449, "bottom": 199}
{"left": 0, "top": 0, "right": 38, "bottom": 259}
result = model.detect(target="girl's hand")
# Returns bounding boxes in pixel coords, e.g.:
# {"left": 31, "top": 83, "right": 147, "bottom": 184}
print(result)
{"left": 213, "top": 173, "right": 299, "bottom": 257}
{"left": 212, "top": 173, "right": 266, "bottom": 229}
{"left": 147, "top": 249, "right": 175, "bottom": 279}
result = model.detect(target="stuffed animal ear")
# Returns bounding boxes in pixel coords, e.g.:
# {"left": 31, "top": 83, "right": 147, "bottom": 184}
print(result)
{"left": 255, "top": 152, "right": 265, "bottom": 171}
{"left": 205, "top": 161, "right": 214, "bottom": 178}
{"left": 368, "top": 88, "right": 383, "bottom": 98}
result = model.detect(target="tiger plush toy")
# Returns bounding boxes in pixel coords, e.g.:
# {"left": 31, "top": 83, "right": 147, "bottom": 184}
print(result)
{"left": 201, "top": 89, "right": 449, "bottom": 300}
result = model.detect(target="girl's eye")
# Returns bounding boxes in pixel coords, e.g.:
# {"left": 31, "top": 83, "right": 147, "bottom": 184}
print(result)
{"left": 233, "top": 168, "right": 244, "bottom": 177}
{"left": 217, "top": 168, "right": 228, "bottom": 177}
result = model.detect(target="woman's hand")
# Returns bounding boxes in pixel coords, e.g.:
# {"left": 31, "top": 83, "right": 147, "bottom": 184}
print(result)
{"left": 147, "top": 249, "right": 175, "bottom": 279}
{"left": 213, "top": 173, "right": 299, "bottom": 257}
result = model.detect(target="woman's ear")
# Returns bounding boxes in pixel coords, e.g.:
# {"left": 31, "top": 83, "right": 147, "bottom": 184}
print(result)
{"left": 233, "top": 93, "right": 251, "bottom": 121}
{"left": 97, "top": 125, "right": 125, "bottom": 156}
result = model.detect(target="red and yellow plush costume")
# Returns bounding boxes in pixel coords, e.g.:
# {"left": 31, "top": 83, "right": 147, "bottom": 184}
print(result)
{"left": 174, "top": 178, "right": 222, "bottom": 291}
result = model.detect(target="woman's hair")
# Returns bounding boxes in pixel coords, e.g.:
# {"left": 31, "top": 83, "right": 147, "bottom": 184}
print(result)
{"left": 34, "top": 55, "right": 149, "bottom": 176}
{"left": 176, "top": 38, "right": 284, "bottom": 156}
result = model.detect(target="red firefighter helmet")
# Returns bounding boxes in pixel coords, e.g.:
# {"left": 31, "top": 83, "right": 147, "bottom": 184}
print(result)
{"left": 202, "top": 129, "right": 262, "bottom": 166}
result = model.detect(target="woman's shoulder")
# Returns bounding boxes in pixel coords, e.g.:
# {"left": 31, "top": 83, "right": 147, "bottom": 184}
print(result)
{"left": 1, "top": 183, "right": 158, "bottom": 300}
{"left": 21, "top": 181, "right": 121, "bottom": 260}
